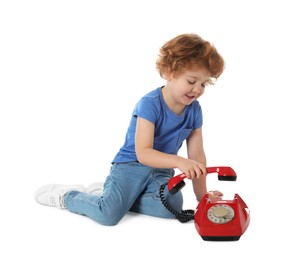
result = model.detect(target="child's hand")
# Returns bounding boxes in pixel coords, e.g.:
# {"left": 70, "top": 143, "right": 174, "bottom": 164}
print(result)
{"left": 178, "top": 158, "right": 207, "bottom": 179}
{"left": 207, "top": 190, "right": 224, "bottom": 201}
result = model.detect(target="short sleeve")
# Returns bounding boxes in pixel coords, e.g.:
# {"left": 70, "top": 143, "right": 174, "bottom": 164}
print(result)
{"left": 132, "top": 97, "right": 160, "bottom": 124}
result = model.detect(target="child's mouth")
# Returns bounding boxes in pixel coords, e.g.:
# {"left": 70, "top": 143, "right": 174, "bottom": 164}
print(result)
{"left": 186, "top": 94, "right": 195, "bottom": 99}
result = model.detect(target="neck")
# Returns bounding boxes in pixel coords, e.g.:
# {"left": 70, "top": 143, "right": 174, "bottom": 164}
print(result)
{"left": 161, "top": 86, "right": 185, "bottom": 115}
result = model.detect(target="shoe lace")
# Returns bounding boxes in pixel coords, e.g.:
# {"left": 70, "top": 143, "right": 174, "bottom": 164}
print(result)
{"left": 49, "top": 194, "right": 65, "bottom": 209}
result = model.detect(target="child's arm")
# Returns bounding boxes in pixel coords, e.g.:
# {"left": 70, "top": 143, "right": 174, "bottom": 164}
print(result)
{"left": 186, "top": 128, "right": 223, "bottom": 201}
{"left": 186, "top": 128, "right": 207, "bottom": 201}
{"left": 135, "top": 117, "right": 206, "bottom": 178}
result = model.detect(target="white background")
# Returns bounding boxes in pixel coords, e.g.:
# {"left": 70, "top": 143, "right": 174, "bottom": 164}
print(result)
{"left": 1, "top": 0, "right": 285, "bottom": 259}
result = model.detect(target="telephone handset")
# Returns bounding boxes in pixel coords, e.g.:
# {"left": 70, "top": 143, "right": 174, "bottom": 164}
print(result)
{"left": 167, "top": 166, "right": 237, "bottom": 195}
{"left": 159, "top": 166, "right": 250, "bottom": 241}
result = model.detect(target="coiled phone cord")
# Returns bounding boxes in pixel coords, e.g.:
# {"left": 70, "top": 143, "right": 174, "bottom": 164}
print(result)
{"left": 159, "top": 183, "right": 195, "bottom": 223}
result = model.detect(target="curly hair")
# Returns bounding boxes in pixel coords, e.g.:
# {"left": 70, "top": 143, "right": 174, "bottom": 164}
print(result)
{"left": 156, "top": 34, "right": 224, "bottom": 83}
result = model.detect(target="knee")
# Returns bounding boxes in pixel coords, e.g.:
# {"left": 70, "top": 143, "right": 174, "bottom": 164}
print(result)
{"left": 92, "top": 210, "right": 125, "bottom": 226}
{"left": 97, "top": 214, "right": 123, "bottom": 226}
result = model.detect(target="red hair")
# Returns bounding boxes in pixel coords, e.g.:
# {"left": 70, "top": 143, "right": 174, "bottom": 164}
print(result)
{"left": 156, "top": 34, "right": 224, "bottom": 82}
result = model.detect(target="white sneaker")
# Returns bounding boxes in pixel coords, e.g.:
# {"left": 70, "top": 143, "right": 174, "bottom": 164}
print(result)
{"left": 86, "top": 182, "right": 104, "bottom": 196}
{"left": 34, "top": 184, "right": 85, "bottom": 209}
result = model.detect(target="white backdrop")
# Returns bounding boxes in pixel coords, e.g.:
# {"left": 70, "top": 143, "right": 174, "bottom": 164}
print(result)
{"left": 1, "top": 0, "right": 285, "bottom": 259}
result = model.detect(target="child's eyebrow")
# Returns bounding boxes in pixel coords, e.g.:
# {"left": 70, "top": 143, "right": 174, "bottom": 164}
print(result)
{"left": 186, "top": 75, "right": 210, "bottom": 82}
{"left": 186, "top": 75, "right": 198, "bottom": 80}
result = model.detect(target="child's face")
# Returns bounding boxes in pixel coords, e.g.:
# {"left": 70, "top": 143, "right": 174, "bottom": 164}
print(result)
{"left": 167, "top": 66, "right": 211, "bottom": 106}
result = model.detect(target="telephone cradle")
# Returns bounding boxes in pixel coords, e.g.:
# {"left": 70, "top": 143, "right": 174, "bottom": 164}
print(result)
{"left": 159, "top": 166, "right": 250, "bottom": 241}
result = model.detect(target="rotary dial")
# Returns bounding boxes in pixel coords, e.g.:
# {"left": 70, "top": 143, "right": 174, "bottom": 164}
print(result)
{"left": 207, "top": 204, "right": 235, "bottom": 224}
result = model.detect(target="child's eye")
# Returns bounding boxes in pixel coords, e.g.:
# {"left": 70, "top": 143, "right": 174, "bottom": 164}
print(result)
{"left": 188, "top": 80, "right": 196, "bottom": 85}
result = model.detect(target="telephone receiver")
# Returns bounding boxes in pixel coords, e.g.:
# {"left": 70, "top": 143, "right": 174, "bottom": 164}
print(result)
{"left": 168, "top": 166, "right": 237, "bottom": 195}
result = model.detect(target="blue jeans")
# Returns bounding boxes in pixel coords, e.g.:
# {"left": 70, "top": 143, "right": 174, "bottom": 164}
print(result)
{"left": 64, "top": 162, "right": 183, "bottom": 226}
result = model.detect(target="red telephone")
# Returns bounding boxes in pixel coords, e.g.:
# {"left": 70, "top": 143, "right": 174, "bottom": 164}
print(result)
{"left": 160, "top": 166, "right": 250, "bottom": 241}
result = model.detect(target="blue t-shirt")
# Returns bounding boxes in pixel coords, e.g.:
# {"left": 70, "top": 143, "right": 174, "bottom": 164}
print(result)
{"left": 112, "top": 87, "right": 203, "bottom": 163}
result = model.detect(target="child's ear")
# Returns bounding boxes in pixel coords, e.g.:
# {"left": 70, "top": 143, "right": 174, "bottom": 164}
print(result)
{"left": 165, "top": 67, "right": 172, "bottom": 81}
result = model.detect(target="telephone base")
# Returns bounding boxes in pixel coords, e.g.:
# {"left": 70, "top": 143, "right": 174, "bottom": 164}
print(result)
{"left": 201, "top": 236, "right": 240, "bottom": 241}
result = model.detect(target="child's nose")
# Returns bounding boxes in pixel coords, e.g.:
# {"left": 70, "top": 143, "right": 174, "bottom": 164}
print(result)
{"left": 193, "top": 85, "right": 202, "bottom": 94}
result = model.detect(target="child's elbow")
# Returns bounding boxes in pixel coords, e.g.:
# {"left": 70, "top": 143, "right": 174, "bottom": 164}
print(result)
{"left": 136, "top": 149, "right": 148, "bottom": 165}
{"left": 136, "top": 152, "right": 145, "bottom": 165}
